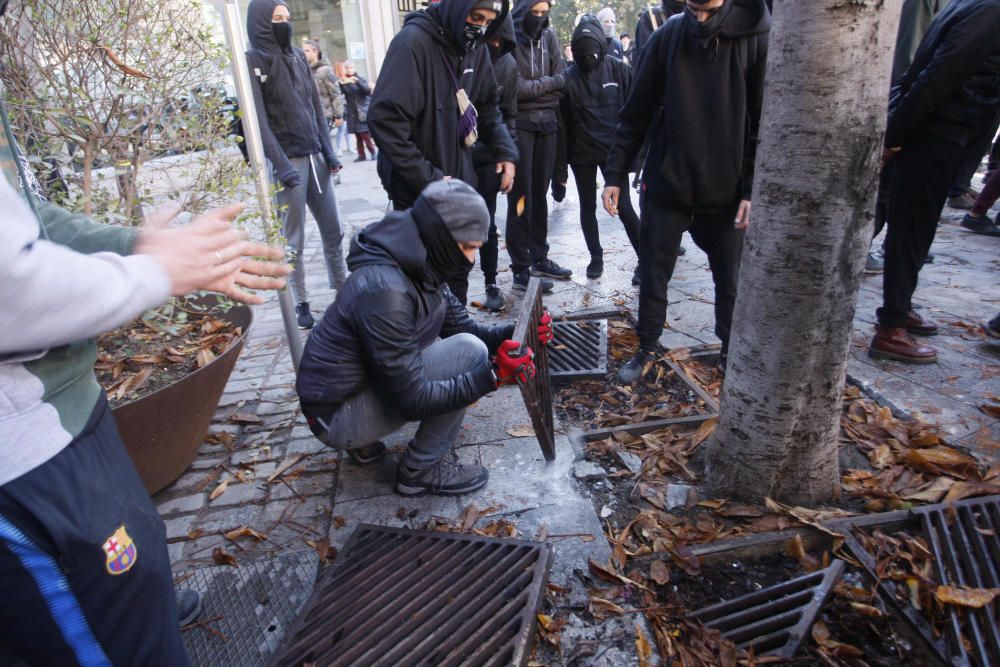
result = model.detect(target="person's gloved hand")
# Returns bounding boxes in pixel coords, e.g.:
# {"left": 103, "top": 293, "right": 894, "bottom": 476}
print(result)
{"left": 278, "top": 167, "right": 301, "bottom": 189}
{"left": 493, "top": 340, "right": 536, "bottom": 386}
{"left": 537, "top": 310, "right": 553, "bottom": 346}
{"left": 327, "top": 156, "right": 342, "bottom": 173}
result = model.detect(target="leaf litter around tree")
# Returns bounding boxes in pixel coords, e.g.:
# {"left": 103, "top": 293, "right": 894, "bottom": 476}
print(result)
{"left": 540, "top": 319, "right": 1000, "bottom": 665}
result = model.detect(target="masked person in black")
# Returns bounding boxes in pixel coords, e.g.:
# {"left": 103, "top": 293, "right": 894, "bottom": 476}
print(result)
{"left": 296, "top": 180, "right": 551, "bottom": 496}
{"left": 634, "top": 1, "right": 686, "bottom": 61}
{"left": 245, "top": 0, "right": 347, "bottom": 330}
{"left": 506, "top": 0, "right": 570, "bottom": 293}
{"left": 596, "top": 7, "right": 625, "bottom": 60}
{"left": 561, "top": 15, "right": 639, "bottom": 282}
{"left": 368, "top": 0, "right": 518, "bottom": 214}
{"left": 604, "top": 0, "right": 770, "bottom": 381}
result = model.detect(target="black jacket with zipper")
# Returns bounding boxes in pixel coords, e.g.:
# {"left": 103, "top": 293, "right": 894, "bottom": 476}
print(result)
{"left": 295, "top": 201, "right": 513, "bottom": 423}
{"left": 511, "top": 0, "right": 566, "bottom": 127}
{"left": 562, "top": 16, "right": 631, "bottom": 166}
{"left": 244, "top": 0, "right": 338, "bottom": 186}
{"left": 607, "top": 0, "right": 769, "bottom": 211}
{"left": 474, "top": 15, "right": 519, "bottom": 168}
{"left": 885, "top": 0, "right": 1000, "bottom": 150}
{"left": 368, "top": 0, "right": 519, "bottom": 208}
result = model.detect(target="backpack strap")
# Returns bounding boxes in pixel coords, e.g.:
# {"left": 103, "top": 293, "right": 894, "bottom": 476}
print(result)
{"left": 648, "top": 6, "right": 660, "bottom": 30}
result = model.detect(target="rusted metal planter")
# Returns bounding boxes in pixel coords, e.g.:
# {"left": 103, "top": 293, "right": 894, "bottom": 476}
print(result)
{"left": 113, "top": 300, "right": 252, "bottom": 494}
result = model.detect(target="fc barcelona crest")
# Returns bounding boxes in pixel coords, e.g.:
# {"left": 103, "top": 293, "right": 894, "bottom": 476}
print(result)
{"left": 102, "top": 525, "right": 137, "bottom": 575}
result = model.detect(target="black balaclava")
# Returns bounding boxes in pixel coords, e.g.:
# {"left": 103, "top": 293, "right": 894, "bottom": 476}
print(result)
{"left": 412, "top": 180, "right": 490, "bottom": 285}
{"left": 272, "top": 21, "right": 293, "bottom": 50}
{"left": 461, "top": 22, "right": 488, "bottom": 52}
{"left": 522, "top": 12, "right": 547, "bottom": 40}
{"left": 664, "top": 0, "right": 686, "bottom": 15}
{"left": 685, "top": 0, "right": 733, "bottom": 59}
{"left": 575, "top": 38, "right": 602, "bottom": 72}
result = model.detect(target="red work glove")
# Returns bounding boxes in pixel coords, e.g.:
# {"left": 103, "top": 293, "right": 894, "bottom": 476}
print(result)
{"left": 537, "top": 310, "right": 553, "bottom": 346}
{"left": 493, "top": 340, "right": 536, "bottom": 386}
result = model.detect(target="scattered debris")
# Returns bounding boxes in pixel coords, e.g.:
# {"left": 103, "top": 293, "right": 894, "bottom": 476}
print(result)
{"left": 574, "top": 461, "right": 607, "bottom": 481}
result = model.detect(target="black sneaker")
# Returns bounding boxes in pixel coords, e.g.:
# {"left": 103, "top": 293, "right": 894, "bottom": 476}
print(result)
{"left": 678, "top": 245, "right": 687, "bottom": 256}
{"left": 551, "top": 181, "right": 566, "bottom": 203}
{"left": 985, "top": 313, "right": 1000, "bottom": 339}
{"left": 177, "top": 589, "right": 203, "bottom": 626}
{"left": 512, "top": 271, "right": 554, "bottom": 293}
{"left": 295, "top": 302, "right": 315, "bottom": 330}
{"left": 531, "top": 258, "right": 572, "bottom": 280}
{"left": 354, "top": 155, "right": 367, "bottom": 162}
{"left": 485, "top": 284, "right": 506, "bottom": 312}
{"left": 618, "top": 349, "right": 655, "bottom": 384}
{"left": 632, "top": 266, "right": 641, "bottom": 286}
{"left": 395, "top": 451, "right": 489, "bottom": 496}
{"left": 586, "top": 257, "right": 603, "bottom": 279}
{"left": 347, "top": 441, "right": 387, "bottom": 465}
{"left": 960, "top": 213, "right": 1000, "bottom": 237}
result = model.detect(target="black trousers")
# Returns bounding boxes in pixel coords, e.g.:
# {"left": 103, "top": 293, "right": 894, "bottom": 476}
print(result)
{"left": 571, "top": 162, "right": 641, "bottom": 259}
{"left": 636, "top": 191, "right": 743, "bottom": 354}
{"left": 949, "top": 109, "right": 1000, "bottom": 196}
{"left": 0, "top": 398, "right": 189, "bottom": 667}
{"left": 506, "top": 129, "right": 557, "bottom": 274}
{"left": 447, "top": 164, "right": 502, "bottom": 304}
{"left": 878, "top": 132, "right": 964, "bottom": 328}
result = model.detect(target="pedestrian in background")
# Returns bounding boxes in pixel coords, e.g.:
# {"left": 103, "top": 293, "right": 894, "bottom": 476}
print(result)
{"left": 303, "top": 39, "right": 345, "bottom": 183}
{"left": 340, "top": 61, "right": 377, "bottom": 162}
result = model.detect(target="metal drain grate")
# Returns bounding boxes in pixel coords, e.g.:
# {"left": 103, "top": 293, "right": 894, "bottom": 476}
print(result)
{"left": 914, "top": 495, "right": 1000, "bottom": 666}
{"left": 179, "top": 550, "right": 320, "bottom": 667}
{"left": 512, "top": 277, "right": 555, "bottom": 461}
{"left": 269, "top": 524, "right": 553, "bottom": 667}
{"left": 548, "top": 320, "right": 607, "bottom": 381}
{"left": 689, "top": 560, "right": 845, "bottom": 658}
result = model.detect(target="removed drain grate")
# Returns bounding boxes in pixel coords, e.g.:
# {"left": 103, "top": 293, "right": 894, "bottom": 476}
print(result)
{"left": 914, "top": 495, "right": 1000, "bottom": 667}
{"left": 512, "top": 277, "right": 556, "bottom": 461}
{"left": 549, "top": 320, "right": 607, "bottom": 381}
{"left": 270, "top": 525, "right": 554, "bottom": 667}
{"left": 689, "top": 560, "right": 845, "bottom": 658}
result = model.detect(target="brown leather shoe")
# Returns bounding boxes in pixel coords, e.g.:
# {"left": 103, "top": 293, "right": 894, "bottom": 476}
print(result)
{"left": 869, "top": 327, "right": 937, "bottom": 363}
{"left": 906, "top": 310, "right": 939, "bottom": 336}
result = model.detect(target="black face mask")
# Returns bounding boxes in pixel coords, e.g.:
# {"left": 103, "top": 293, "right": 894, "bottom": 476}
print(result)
{"left": 522, "top": 13, "right": 546, "bottom": 40}
{"left": 461, "top": 22, "right": 488, "bottom": 53}
{"left": 272, "top": 21, "right": 293, "bottom": 50}
{"left": 414, "top": 206, "right": 474, "bottom": 284}
{"left": 487, "top": 42, "right": 503, "bottom": 60}
{"left": 574, "top": 39, "right": 603, "bottom": 73}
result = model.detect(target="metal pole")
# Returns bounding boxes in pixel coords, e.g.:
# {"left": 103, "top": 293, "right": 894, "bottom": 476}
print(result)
{"left": 220, "top": 0, "right": 303, "bottom": 371}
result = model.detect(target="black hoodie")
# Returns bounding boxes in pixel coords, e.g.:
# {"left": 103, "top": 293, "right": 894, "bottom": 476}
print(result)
{"left": 510, "top": 0, "right": 566, "bottom": 128}
{"left": 296, "top": 199, "right": 513, "bottom": 422}
{"left": 561, "top": 15, "right": 631, "bottom": 166}
{"left": 368, "top": 0, "right": 519, "bottom": 208}
{"left": 474, "top": 15, "right": 519, "bottom": 167}
{"left": 634, "top": 1, "right": 685, "bottom": 61}
{"left": 607, "top": 0, "right": 769, "bottom": 210}
{"left": 245, "top": 0, "right": 338, "bottom": 185}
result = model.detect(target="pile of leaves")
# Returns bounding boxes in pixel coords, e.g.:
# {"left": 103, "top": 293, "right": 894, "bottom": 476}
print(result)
{"left": 422, "top": 502, "right": 520, "bottom": 540}
{"left": 95, "top": 296, "right": 242, "bottom": 408}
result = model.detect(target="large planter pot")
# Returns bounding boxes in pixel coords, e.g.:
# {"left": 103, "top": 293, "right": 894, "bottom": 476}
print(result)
{"left": 113, "top": 300, "right": 253, "bottom": 494}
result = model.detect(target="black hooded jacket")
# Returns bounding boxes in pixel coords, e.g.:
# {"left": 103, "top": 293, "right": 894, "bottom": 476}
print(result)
{"left": 474, "top": 15, "right": 519, "bottom": 167}
{"left": 368, "top": 0, "right": 519, "bottom": 208}
{"left": 245, "top": 0, "right": 338, "bottom": 185}
{"left": 511, "top": 0, "right": 566, "bottom": 128}
{"left": 885, "top": 0, "right": 1000, "bottom": 149}
{"left": 296, "top": 200, "right": 514, "bottom": 422}
{"left": 607, "top": 0, "right": 769, "bottom": 210}
{"left": 634, "top": 1, "right": 685, "bottom": 61}
{"left": 561, "top": 16, "right": 631, "bottom": 166}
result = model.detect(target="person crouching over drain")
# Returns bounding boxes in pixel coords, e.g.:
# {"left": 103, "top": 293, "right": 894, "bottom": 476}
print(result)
{"left": 295, "top": 180, "right": 553, "bottom": 495}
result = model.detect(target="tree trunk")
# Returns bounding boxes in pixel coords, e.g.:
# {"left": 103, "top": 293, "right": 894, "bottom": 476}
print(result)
{"left": 703, "top": 0, "right": 901, "bottom": 504}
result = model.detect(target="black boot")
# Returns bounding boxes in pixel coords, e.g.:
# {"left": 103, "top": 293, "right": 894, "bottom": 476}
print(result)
{"left": 618, "top": 349, "right": 655, "bottom": 383}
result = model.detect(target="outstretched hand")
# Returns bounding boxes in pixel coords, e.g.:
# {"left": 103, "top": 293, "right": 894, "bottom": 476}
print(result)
{"left": 602, "top": 186, "right": 620, "bottom": 217}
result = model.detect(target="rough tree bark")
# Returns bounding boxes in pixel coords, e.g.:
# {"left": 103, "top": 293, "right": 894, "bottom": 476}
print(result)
{"left": 703, "top": 0, "right": 902, "bottom": 504}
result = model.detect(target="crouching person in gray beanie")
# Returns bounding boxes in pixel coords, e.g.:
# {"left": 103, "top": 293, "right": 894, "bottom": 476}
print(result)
{"left": 295, "top": 180, "right": 552, "bottom": 495}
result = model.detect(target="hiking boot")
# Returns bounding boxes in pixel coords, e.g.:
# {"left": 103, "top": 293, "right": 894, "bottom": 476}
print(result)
{"left": 960, "top": 213, "right": 1000, "bottom": 236}
{"left": 484, "top": 284, "right": 506, "bottom": 312}
{"left": 586, "top": 257, "right": 604, "bottom": 279}
{"left": 864, "top": 248, "right": 884, "bottom": 274}
{"left": 618, "top": 349, "right": 655, "bottom": 383}
{"left": 868, "top": 327, "right": 937, "bottom": 364}
{"left": 531, "top": 258, "right": 573, "bottom": 280}
{"left": 632, "top": 266, "right": 641, "bottom": 286}
{"left": 347, "top": 440, "right": 387, "bottom": 465}
{"left": 512, "top": 271, "right": 554, "bottom": 293}
{"left": 947, "top": 191, "right": 976, "bottom": 210}
{"left": 985, "top": 313, "right": 1000, "bottom": 339}
{"left": 176, "top": 589, "right": 203, "bottom": 626}
{"left": 296, "top": 302, "right": 315, "bottom": 330}
{"left": 905, "top": 310, "right": 939, "bottom": 336}
{"left": 395, "top": 451, "right": 489, "bottom": 496}
{"left": 677, "top": 244, "right": 686, "bottom": 256}
{"left": 924, "top": 252, "right": 935, "bottom": 264}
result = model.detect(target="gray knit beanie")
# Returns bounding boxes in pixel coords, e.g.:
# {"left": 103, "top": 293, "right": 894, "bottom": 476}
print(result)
{"left": 419, "top": 179, "right": 490, "bottom": 243}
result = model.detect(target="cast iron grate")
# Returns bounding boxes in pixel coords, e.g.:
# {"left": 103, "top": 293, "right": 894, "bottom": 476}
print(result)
{"left": 269, "top": 524, "right": 554, "bottom": 667}
{"left": 180, "top": 550, "right": 320, "bottom": 667}
{"left": 689, "top": 560, "right": 845, "bottom": 658}
{"left": 914, "top": 495, "right": 1000, "bottom": 666}
{"left": 548, "top": 320, "right": 608, "bottom": 381}
{"left": 512, "top": 277, "right": 556, "bottom": 461}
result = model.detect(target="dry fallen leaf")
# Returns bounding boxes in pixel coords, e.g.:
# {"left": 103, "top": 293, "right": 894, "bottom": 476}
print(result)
{"left": 689, "top": 417, "right": 718, "bottom": 447}
{"left": 934, "top": 585, "right": 1000, "bottom": 608}
{"left": 212, "top": 546, "right": 238, "bottom": 567}
{"left": 506, "top": 424, "right": 535, "bottom": 438}
{"left": 223, "top": 526, "right": 267, "bottom": 542}
{"left": 230, "top": 412, "right": 263, "bottom": 425}
{"left": 209, "top": 477, "right": 230, "bottom": 501}
{"left": 649, "top": 559, "right": 671, "bottom": 585}
{"left": 516, "top": 195, "right": 526, "bottom": 217}
{"left": 267, "top": 454, "right": 305, "bottom": 483}
{"left": 635, "top": 624, "right": 654, "bottom": 667}
{"left": 588, "top": 596, "right": 625, "bottom": 620}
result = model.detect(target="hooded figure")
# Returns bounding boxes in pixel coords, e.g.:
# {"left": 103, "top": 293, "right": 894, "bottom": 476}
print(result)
{"left": 634, "top": 0, "right": 686, "bottom": 61}
{"left": 368, "top": 0, "right": 518, "bottom": 210}
{"left": 605, "top": 0, "right": 770, "bottom": 382}
{"left": 561, "top": 14, "right": 639, "bottom": 280}
{"left": 246, "top": 0, "right": 348, "bottom": 329}
{"left": 596, "top": 7, "right": 625, "bottom": 60}
{"left": 296, "top": 180, "right": 539, "bottom": 497}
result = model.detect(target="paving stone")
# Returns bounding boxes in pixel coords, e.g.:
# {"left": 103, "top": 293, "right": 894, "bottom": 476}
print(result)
{"left": 192, "top": 505, "right": 265, "bottom": 535}
{"left": 164, "top": 514, "right": 198, "bottom": 541}
{"left": 207, "top": 482, "right": 267, "bottom": 508}
{"left": 157, "top": 492, "right": 208, "bottom": 517}
{"left": 573, "top": 461, "right": 607, "bottom": 481}
{"left": 269, "top": 473, "right": 336, "bottom": 501}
